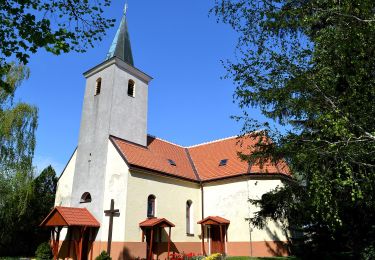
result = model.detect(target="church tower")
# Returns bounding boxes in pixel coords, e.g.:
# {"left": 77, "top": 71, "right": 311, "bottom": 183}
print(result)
{"left": 69, "top": 5, "right": 152, "bottom": 223}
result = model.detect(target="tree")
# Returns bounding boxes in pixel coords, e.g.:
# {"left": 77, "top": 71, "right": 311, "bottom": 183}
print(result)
{"left": 0, "top": 0, "right": 115, "bottom": 92}
{"left": 0, "top": 62, "right": 38, "bottom": 255}
{"left": 0, "top": 165, "right": 57, "bottom": 256}
{"left": 212, "top": 0, "right": 375, "bottom": 258}
{"left": 0, "top": 66, "right": 56, "bottom": 256}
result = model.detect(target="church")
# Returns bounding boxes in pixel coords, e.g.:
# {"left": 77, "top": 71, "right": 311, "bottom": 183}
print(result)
{"left": 40, "top": 5, "right": 292, "bottom": 260}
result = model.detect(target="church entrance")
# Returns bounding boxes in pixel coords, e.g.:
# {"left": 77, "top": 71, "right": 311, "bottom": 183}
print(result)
{"left": 198, "top": 216, "right": 230, "bottom": 256}
{"left": 139, "top": 218, "right": 175, "bottom": 260}
{"left": 39, "top": 207, "right": 100, "bottom": 260}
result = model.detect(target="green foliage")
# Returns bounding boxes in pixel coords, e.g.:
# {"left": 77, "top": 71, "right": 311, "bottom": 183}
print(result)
{"left": 213, "top": 0, "right": 375, "bottom": 258}
{"left": 0, "top": 63, "right": 37, "bottom": 175}
{"left": 35, "top": 242, "right": 52, "bottom": 260}
{"left": 0, "top": 165, "right": 57, "bottom": 256}
{"left": 95, "top": 251, "right": 112, "bottom": 260}
{"left": 204, "top": 253, "right": 222, "bottom": 260}
{"left": 0, "top": 0, "right": 115, "bottom": 91}
{"left": 191, "top": 256, "right": 205, "bottom": 260}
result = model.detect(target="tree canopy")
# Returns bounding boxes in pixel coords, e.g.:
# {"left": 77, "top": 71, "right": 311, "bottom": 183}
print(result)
{"left": 213, "top": 0, "right": 375, "bottom": 258}
{"left": 0, "top": 0, "right": 115, "bottom": 92}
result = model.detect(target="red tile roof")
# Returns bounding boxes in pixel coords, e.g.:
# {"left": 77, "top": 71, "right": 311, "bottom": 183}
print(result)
{"left": 188, "top": 136, "right": 290, "bottom": 181}
{"left": 40, "top": 206, "right": 100, "bottom": 227}
{"left": 139, "top": 217, "right": 175, "bottom": 227}
{"left": 110, "top": 134, "right": 290, "bottom": 182}
{"left": 112, "top": 136, "right": 198, "bottom": 181}
{"left": 198, "top": 216, "right": 230, "bottom": 225}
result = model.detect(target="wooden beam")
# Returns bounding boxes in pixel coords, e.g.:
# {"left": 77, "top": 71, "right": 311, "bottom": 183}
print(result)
{"left": 201, "top": 225, "right": 206, "bottom": 256}
{"left": 51, "top": 229, "right": 57, "bottom": 260}
{"left": 167, "top": 227, "right": 171, "bottom": 260}
{"left": 219, "top": 225, "right": 223, "bottom": 254}
{"left": 149, "top": 228, "right": 154, "bottom": 260}
{"left": 67, "top": 229, "right": 72, "bottom": 258}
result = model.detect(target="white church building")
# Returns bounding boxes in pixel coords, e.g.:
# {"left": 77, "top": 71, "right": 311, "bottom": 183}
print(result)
{"left": 40, "top": 5, "right": 292, "bottom": 260}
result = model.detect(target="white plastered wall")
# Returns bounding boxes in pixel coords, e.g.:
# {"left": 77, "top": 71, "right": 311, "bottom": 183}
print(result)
{"left": 100, "top": 140, "right": 130, "bottom": 242}
{"left": 54, "top": 149, "right": 77, "bottom": 240}
{"left": 125, "top": 170, "right": 202, "bottom": 242}
{"left": 203, "top": 177, "right": 288, "bottom": 242}
{"left": 55, "top": 149, "right": 77, "bottom": 207}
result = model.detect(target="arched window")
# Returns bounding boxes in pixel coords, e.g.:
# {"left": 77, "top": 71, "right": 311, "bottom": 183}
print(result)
{"left": 80, "top": 192, "right": 92, "bottom": 203}
{"left": 147, "top": 195, "right": 156, "bottom": 218}
{"left": 186, "top": 200, "right": 193, "bottom": 234}
{"left": 128, "top": 79, "right": 135, "bottom": 97}
{"left": 95, "top": 78, "right": 102, "bottom": 95}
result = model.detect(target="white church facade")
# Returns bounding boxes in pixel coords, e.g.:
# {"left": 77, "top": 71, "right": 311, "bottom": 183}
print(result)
{"left": 40, "top": 6, "right": 292, "bottom": 260}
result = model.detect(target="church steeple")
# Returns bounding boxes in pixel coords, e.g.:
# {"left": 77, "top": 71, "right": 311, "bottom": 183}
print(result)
{"left": 106, "top": 3, "right": 134, "bottom": 66}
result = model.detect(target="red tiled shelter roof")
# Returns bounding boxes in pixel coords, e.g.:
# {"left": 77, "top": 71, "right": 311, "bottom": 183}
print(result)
{"left": 198, "top": 216, "right": 230, "bottom": 225}
{"left": 139, "top": 217, "right": 175, "bottom": 228}
{"left": 40, "top": 206, "right": 100, "bottom": 227}
{"left": 110, "top": 134, "right": 291, "bottom": 183}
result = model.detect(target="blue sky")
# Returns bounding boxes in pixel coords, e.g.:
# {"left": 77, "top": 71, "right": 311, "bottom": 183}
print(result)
{"left": 15, "top": 1, "right": 265, "bottom": 175}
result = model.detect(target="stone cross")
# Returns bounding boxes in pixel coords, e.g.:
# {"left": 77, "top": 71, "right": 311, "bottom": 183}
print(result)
{"left": 104, "top": 199, "right": 120, "bottom": 256}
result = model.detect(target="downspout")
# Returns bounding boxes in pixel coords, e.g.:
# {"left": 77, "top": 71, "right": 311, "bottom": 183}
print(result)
{"left": 184, "top": 148, "right": 204, "bottom": 254}
{"left": 200, "top": 181, "right": 206, "bottom": 256}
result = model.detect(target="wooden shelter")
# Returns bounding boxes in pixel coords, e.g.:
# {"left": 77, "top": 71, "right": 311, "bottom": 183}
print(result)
{"left": 139, "top": 217, "right": 175, "bottom": 260}
{"left": 40, "top": 206, "right": 100, "bottom": 260}
{"left": 198, "top": 216, "right": 230, "bottom": 256}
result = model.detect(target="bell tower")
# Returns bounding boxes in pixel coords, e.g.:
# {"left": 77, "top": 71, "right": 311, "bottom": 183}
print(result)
{"left": 70, "top": 4, "right": 152, "bottom": 222}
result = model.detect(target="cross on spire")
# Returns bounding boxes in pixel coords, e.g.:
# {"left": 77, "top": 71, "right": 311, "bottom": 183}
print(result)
{"left": 123, "top": 2, "right": 128, "bottom": 15}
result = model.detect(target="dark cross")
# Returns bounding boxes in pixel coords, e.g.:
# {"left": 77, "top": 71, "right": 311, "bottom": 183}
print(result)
{"left": 104, "top": 199, "right": 120, "bottom": 256}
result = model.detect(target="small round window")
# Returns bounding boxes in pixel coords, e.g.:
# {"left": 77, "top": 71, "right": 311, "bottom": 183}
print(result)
{"left": 80, "top": 192, "right": 92, "bottom": 203}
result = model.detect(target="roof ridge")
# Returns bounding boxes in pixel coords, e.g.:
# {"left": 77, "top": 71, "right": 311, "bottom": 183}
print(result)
{"left": 187, "top": 135, "right": 241, "bottom": 148}
{"left": 148, "top": 134, "right": 184, "bottom": 148}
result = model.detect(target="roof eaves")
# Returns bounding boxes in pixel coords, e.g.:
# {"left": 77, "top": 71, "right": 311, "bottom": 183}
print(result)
{"left": 129, "top": 165, "right": 200, "bottom": 184}
{"left": 57, "top": 147, "right": 77, "bottom": 182}
{"left": 201, "top": 172, "right": 293, "bottom": 183}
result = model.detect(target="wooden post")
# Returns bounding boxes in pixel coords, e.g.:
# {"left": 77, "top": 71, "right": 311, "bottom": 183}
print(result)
{"left": 78, "top": 226, "right": 87, "bottom": 260}
{"left": 201, "top": 225, "right": 206, "bottom": 256}
{"left": 219, "top": 225, "right": 223, "bottom": 254}
{"left": 142, "top": 229, "right": 145, "bottom": 242}
{"left": 51, "top": 227, "right": 62, "bottom": 260}
{"left": 51, "top": 229, "right": 57, "bottom": 260}
{"left": 149, "top": 228, "right": 154, "bottom": 260}
{"left": 168, "top": 227, "right": 171, "bottom": 258}
{"left": 104, "top": 199, "right": 120, "bottom": 256}
{"left": 67, "top": 228, "right": 72, "bottom": 258}
{"left": 56, "top": 227, "right": 61, "bottom": 258}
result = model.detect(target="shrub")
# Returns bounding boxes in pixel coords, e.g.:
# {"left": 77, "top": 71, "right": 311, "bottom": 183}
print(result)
{"left": 361, "top": 245, "right": 375, "bottom": 260}
{"left": 35, "top": 242, "right": 52, "bottom": 260}
{"left": 191, "top": 256, "right": 205, "bottom": 260}
{"left": 203, "top": 253, "right": 222, "bottom": 260}
{"left": 95, "top": 251, "right": 112, "bottom": 260}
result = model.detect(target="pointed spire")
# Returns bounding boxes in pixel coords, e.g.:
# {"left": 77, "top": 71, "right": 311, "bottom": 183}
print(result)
{"left": 106, "top": 2, "right": 134, "bottom": 66}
